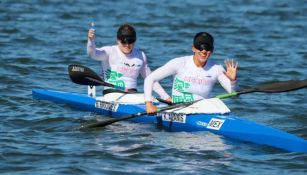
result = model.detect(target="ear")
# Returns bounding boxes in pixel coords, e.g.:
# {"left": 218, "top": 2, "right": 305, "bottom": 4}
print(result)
{"left": 192, "top": 46, "right": 197, "bottom": 53}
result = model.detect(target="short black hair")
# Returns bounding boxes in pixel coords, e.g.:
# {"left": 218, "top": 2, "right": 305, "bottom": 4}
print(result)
{"left": 117, "top": 24, "right": 137, "bottom": 44}
{"left": 193, "top": 32, "right": 214, "bottom": 51}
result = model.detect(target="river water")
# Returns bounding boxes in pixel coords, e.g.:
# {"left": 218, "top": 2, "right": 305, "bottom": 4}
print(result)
{"left": 0, "top": 0, "right": 306, "bottom": 174}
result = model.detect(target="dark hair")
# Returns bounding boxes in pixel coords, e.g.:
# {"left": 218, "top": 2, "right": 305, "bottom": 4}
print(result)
{"left": 117, "top": 24, "right": 137, "bottom": 44}
{"left": 193, "top": 32, "right": 214, "bottom": 51}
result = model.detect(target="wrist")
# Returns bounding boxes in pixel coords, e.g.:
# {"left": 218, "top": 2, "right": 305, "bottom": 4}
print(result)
{"left": 145, "top": 101, "right": 153, "bottom": 106}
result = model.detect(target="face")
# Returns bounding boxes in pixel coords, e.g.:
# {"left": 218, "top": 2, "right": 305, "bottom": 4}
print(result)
{"left": 117, "top": 40, "right": 135, "bottom": 54}
{"left": 192, "top": 46, "right": 213, "bottom": 63}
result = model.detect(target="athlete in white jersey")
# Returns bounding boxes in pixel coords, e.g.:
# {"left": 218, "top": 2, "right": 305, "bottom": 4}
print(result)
{"left": 87, "top": 23, "right": 170, "bottom": 100}
{"left": 144, "top": 32, "right": 239, "bottom": 113}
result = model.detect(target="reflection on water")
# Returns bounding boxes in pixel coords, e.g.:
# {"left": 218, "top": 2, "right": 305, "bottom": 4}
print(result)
{"left": 157, "top": 132, "right": 232, "bottom": 152}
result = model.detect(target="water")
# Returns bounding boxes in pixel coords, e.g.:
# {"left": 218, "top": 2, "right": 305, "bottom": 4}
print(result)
{"left": 1, "top": 0, "right": 306, "bottom": 174}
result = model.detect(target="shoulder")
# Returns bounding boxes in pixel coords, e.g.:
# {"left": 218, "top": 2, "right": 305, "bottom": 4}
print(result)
{"left": 206, "top": 60, "right": 225, "bottom": 73}
{"left": 131, "top": 47, "right": 144, "bottom": 55}
{"left": 132, "top": 48, "right": 146, "bottom": 60}
{"left": 133, "top": 47, "right": 143, "bottom": 53}
{"left": 158, "top": 56, "right": 190, "bottom": 71}
{"left": 168, "top": 55, "right": 191, "bottom": 65}
{"left": 97, "top": 45, "right": 115, "bottom": 53}
{"left": 205, "top": 59, "right": 217, "bottom": 67}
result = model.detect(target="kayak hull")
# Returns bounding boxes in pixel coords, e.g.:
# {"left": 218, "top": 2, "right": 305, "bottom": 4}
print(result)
{"left": 32, "top": 88, "right": 157, "bottom": 123}
{"left": 32, "top": 89, "right": 307, "bottom": 152}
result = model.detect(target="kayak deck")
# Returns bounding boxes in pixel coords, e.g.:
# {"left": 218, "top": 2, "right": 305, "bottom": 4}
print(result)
{"left": 32, "top": 89, "right": 307, "bottom": 152}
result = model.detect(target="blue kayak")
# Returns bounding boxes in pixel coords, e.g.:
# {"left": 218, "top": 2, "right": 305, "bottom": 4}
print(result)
{"left": 32, "top": 88, "right": 307, "bottom": 153}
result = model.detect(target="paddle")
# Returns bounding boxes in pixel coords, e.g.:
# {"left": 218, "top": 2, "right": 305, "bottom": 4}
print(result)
{"left": 80, "top": 100, "right": 196, "bottom": 128}
{"left": 68, "top": 64, "right": 129, "bottom": 91}
{"left": 82, "top": 79, "right": 307, "bottom": 128}
{"left": 68, "top": 64, "right": 172, "bottom": 105}
{"left": 215, "top": 79, "right": 307, "bottom": 99}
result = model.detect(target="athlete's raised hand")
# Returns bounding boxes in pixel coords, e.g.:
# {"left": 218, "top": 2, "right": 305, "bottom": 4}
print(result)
{"left": 224, "top": 59, "right": 238, "bottom": 81}
{"left": 88, "top": 29, "right": 95, "bottom": 40}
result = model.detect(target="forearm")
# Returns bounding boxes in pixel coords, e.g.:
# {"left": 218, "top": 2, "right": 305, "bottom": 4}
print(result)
{"left": 87, "top": 39, "right": 109, "bottom": 61}
{"left": 144, "top": 75, "right": 155, "bottom": 102}
{"left": 144, "top": 58, "right": 180, "bottom": 101}
{"left": 87, "top": 38, "right": 96, "bottom": 58}
{"left": 218, "top": 74, "right": 238, "bottom": 93}
{"left": 153, "top": 82, "right": 170, "bottom": 100}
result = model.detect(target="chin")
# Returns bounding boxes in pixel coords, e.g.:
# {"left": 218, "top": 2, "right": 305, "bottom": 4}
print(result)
{"left": 198, "top": 58, "right": 208, "bottom": 63}
{"left": 124, "top": 50, "right": 132, "bottom": 54}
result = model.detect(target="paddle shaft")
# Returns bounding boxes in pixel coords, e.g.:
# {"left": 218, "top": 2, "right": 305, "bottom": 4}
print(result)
{"left": 82, "top": 112, "right": 147, "bottom": 128}
{"left": 82, "top": 101, "right": 195, "bottom": 128}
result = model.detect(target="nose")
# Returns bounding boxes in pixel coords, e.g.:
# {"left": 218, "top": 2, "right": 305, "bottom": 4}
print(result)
{"left": 199, "top": 50, "right": 208, "bottom": 56}
{"left": 123, "top": 43, "right": 132, "bottom": 47}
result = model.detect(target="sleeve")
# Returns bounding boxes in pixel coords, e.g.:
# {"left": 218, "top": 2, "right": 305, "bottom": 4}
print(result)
{"left": 144, "top": 58, "right": 182, "bottom": 101}
{"left": 140, "top": 52, "right": 170, "bottom": 100}
{"left": 87, "top": 38, "right": 108, "bottom": 61}
{"left": 216, "top": 65, "right": 239, "bottom": 93}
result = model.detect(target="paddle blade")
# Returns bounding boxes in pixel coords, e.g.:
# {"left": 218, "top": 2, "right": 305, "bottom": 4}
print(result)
{"left": 68, "top": 64, "right": 104, "bottom": 86}
{"left": 254, "top": 79, "right": 307, "bottom": 93}
{"left": 217, "top": 79, "right": 307, "bottom": 99}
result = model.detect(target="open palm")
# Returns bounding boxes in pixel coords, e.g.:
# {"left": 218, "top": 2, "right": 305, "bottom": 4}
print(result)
{"left": 224, "top": 59, "right": 238, "bottom": 81}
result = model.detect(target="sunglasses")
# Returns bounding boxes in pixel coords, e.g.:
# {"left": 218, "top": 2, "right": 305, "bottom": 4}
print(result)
{"left": 196, "top": 43, "right": 214, "bottom": 52}
{"left": 120, "top": 37, "right": 136, "bottom": 44}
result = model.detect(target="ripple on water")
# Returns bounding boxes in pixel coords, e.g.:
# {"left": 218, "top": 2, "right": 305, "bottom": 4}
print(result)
{"left": 1, "top": 0, "right": 307, "bottom": 174}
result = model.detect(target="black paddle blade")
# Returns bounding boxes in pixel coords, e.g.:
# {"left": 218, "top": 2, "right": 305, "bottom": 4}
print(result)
{"left": 255, "top": 79, "right": 307, "bottom": 93}
{"left": 68, "top": 64, "right": 104, "bottom": 86}
{"left": 218, "top": 79, "right": 307, "bottom": 98}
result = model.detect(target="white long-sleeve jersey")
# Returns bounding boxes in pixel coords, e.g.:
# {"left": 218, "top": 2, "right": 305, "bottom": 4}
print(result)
{"left": 87, "top": 39, "right": 170, "bottom": 99}
{"left": 144, "top": 56, "right": 238, "bottom": 103}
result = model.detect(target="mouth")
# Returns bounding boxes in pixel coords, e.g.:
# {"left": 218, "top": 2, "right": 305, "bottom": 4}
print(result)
{"left": 198, "top": 57, "right": 207, "bottom": 62}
